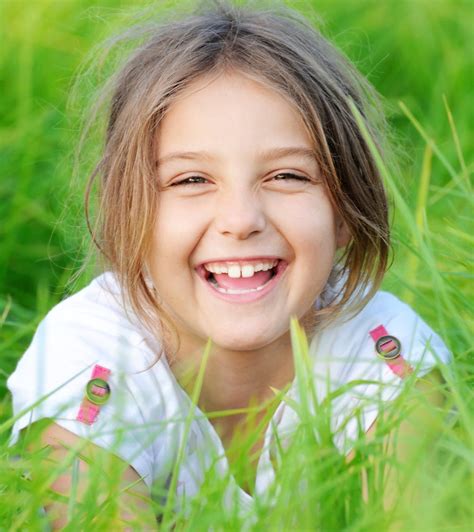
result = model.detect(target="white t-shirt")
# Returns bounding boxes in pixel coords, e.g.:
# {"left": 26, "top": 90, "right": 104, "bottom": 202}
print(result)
{"left": 7, "top": 272, "right": 451, "bottom": 511}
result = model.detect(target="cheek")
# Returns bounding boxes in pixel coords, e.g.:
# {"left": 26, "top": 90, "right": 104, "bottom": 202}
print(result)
{"left": 276, "top": 197, "right": 338, "bottom": 254}
{"left": 149, "top": 197, "right": 210, "bottom": 274}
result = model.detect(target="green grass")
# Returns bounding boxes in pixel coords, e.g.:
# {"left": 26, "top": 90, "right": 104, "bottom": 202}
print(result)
{"left": 0, "top": 0, "right": 472, "bottom": 530}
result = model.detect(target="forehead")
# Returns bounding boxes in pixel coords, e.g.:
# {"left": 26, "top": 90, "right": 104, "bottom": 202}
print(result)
{"left": 156, "top": 71, "right": 314, "bottom": 159}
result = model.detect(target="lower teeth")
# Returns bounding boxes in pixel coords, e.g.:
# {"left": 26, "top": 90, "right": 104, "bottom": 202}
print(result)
{"left": 215, "top": 284, "right": 267, "bottom": 294}
{"left": 208, "top": 276, "right": 271, "bottom": 294}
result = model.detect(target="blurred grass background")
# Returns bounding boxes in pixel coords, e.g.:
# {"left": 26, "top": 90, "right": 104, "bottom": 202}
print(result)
{"left": 0, "top": 0, "right": 472, "bottom": 529}
{"left": 1, "top": 0, "right": 472, "bottom": 412}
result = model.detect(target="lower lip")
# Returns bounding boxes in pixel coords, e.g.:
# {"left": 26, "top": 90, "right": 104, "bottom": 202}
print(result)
{"left": 196, "top": 261, "right": 288, "bottom": 304}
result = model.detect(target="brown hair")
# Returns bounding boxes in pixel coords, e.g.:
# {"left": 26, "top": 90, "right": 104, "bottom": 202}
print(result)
{"left": 82, "top": 0, "right": 390, "bottom": 350}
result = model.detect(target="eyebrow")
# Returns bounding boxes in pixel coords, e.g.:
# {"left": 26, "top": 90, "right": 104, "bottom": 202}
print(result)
{"left": 156, "top": 146, "right": 317, "bottom": 166}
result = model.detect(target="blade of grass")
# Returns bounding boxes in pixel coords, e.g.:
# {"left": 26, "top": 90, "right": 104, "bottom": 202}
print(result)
{"left": 398, "top": 101, "right": 470, "bottom": 194}
{"left": 161, "top": 338, "right": 212, "bottom": 527}
{"left": 404, "top": 143, "right": 432, "bottom": 304}
{"left": 67, "top": 456, "right": 80, "bottom": 522}
{"left": 443, "top": 94, "right": 467, "bottom": 176}
{"left": 290, "top": 317, "right": 313, "bottom": 423}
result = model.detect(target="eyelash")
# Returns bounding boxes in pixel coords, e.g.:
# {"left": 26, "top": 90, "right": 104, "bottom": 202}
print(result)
{"left": 172, "top": 176, "right": 208, "bottom": 186}
{"left": 272, "top": 172, "right": 310, "bottom": 182}
{"left": 172, "top": 173, "right": 310, "bottom": 186}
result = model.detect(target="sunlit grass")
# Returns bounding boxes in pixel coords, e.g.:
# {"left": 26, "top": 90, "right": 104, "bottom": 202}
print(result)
{"left": 1, "top": 319, "right": 469, "bottom": 530}
{"left": 0, "top": 0, "right": 472, "bottom": 529}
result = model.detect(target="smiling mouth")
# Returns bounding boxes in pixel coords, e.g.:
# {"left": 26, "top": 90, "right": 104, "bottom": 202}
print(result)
{"left": 197, "top": 259, "right": 285, "bottom": 295}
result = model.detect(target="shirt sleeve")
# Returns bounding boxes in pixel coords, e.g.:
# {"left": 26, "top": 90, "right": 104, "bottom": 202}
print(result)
{"left": 7, "top": 298, "right": 159, "bottom": 488}
{"left": 317, "top": 292, "right": 453, "bottom": 454}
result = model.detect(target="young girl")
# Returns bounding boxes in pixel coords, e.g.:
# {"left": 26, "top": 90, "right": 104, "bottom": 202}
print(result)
{"left": 8, "top": 1, "right": 451, "bottom": 528}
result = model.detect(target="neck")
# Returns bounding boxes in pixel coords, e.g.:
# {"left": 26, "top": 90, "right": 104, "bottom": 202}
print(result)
{"left": 169, "top": 335, "right": 294, "bottom": 452}
{"left": 169, "top": 333, "right": 295, "bottom": 414}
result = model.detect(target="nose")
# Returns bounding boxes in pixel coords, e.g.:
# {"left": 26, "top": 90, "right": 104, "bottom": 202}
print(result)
{"left": 214, "top": 185, "right": 266, "bottom": 240}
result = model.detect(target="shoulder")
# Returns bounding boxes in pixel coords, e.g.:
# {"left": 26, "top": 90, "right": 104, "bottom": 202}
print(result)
{"left": 7, "top": 273, "right": 178, "bottom": 486}
{"left": 48, "top": 273, "right": 153, "bottom": 357}
{"left": 312, "top": 291, "right": 451, "bottom": 383}
{"left": 17, "top": 272, "right": 157, "bottom": 372}
{"left": 310, "top": 290, "right": 452, "bottom": 453}
{"left": 7, "top": 273, "right": 166, "bottom": 427}
{"left": 8, "top": 273, "right": 164, "bottom": 402}
{"left": 351, "top": 290, "right": 451, "bottom": 369}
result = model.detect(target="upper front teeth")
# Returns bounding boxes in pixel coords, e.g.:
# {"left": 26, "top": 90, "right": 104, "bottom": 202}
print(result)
{"left": 204, "top": 260, "right": 278, "bottom": 278}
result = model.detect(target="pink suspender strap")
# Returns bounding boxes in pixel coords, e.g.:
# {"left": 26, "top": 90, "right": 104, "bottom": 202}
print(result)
{"left": 91, "top": 364, "right": 111, "bottom": 380}
{"left": 369, "top": 325, "right": 414, "bottom": 379}
{"left": 76, "top": 364, "right": 111, "bottom": 425}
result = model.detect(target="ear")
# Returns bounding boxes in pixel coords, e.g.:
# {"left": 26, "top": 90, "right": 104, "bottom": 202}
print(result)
{"left": 336, "top": 217, "right": 351, "bottom": 248}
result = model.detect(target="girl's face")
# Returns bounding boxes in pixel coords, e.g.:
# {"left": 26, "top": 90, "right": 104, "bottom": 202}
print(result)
{"left": 149, "top": 71, "right": 348, "bottom": 355}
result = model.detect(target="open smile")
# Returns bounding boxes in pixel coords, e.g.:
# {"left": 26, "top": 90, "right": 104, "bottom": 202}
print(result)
{"left": 195, "top": 257, "right": 288, "bottom": 303}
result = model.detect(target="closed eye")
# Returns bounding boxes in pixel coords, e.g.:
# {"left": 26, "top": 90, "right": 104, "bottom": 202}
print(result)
{"left": 272, "top": 172, "right": 310, "bottom": 182}
{"left": 170, "top": 173, "right": 312, "bottom": 187}
{"left": 171, "top": 176, "right": 209, "bottom": 186}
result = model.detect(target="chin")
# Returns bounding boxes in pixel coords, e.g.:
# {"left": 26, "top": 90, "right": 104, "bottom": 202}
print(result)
{"left": 207, "top": 326, "right": 283, "bottom": 353}
{"left": 213, "top": 340, "right": 272, "bottom": 353}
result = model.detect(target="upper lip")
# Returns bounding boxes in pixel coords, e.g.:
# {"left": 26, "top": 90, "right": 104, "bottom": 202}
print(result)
{"left": 196, "top": 256, "right": 283, "bottom": 268}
